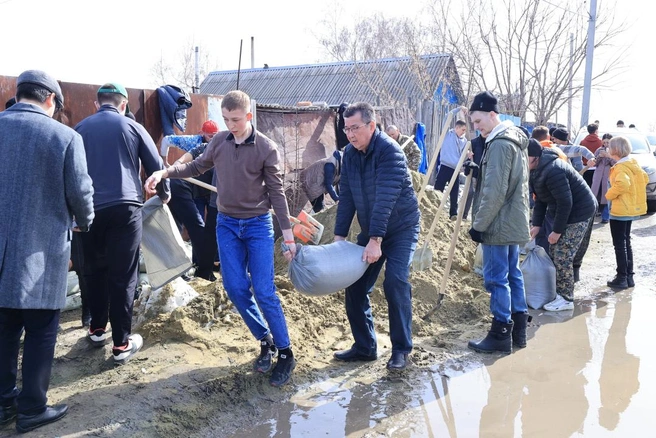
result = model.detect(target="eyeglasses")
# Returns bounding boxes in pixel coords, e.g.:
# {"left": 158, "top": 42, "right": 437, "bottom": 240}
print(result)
{"left": 343, "top": 123, "right": 369, "bottom": 134}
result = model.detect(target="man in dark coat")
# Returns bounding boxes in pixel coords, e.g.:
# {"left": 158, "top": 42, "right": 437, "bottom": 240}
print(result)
{"left": 0, "top": 70, "right": 94, "bottom": 433}
{"left": 528, "top": 140, "right": 597, "bottom": 312}
{"left": 333, "top": 102, "right": 420, "bottom": 371}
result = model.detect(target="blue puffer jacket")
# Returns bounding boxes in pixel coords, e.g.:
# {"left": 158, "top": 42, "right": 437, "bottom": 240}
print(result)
{"left": 335, "top": 129, "right": 420, "bottom": 245}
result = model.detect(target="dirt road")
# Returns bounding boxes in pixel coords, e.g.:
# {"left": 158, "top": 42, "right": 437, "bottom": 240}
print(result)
{"left": 3, "top": 197, "right": 654, "bottom": 437}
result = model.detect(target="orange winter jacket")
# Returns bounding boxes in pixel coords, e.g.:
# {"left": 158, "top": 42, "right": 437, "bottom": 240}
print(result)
{"left": 605, "top": 158, "right": 649, "bottom": 217}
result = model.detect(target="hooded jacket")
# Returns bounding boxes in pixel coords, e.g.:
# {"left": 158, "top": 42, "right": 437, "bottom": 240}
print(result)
{"left": 530, "top": 148, "right": 597, "bottom": 234}
{"left": 157, "top": 85, "right": 193, "bottom": 136}
{"left": 606, "top": 157, "right": 649, "bottom": 217}
{"left": 471, "top": 122, "right": 530, "bottom": 245}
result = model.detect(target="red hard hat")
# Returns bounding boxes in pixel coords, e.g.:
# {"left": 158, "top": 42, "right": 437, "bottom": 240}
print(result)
{"left": 201, "top": 120, "right": 219, "bottom": 134}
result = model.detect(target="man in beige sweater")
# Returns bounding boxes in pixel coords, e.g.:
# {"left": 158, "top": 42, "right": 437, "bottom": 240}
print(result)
{"left": 145, "top": 91, "right": 296, "bottom": 387}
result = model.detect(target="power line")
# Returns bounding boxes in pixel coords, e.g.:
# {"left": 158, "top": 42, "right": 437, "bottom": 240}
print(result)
{"left": 542, "top": 0, "right": 587, "bottom": 18}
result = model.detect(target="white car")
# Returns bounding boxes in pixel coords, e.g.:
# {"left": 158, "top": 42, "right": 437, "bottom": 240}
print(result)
{"left": 645, "top": 132, "right": 656, "bottom": 156}
{"left": 573, "top": 127, "right": 656, "bottom": 213}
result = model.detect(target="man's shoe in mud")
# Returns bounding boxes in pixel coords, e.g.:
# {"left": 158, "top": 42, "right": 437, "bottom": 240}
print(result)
{"left": 270, "top": 353, "right": 296, "bottom": 387}
{"left": 0, "top": 403, "right": 17, "bottom": 426}
{"left": 254, "top": 340, "right": 278, "bottom": 374}
{"left": 87, "top": 328, "right": 109, "bottom": 348}
{"left": 113, "top": 334, "right": 143, "bottom": 365}
{"left": 386, "top": 352, "right": 409, "bottom": 370}
{"left": 607, "top": 275, "right": 628, "bottom": 290}
{"left": 16, "top": 404, "right": 68, "bottom": 434}
{"left": 627, "top": 274, "right": 635, "bottom": 288}
{"left": 333, "top": 347, "right": 377, "bottom": 362}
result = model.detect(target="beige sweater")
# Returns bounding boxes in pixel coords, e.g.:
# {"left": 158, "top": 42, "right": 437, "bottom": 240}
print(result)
{"left": 167, "top": 128, "right": 292, "bottom": 230}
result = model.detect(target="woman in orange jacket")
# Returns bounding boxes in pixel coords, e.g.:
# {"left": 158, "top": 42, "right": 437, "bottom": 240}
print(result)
{"left": 605, "top": 136, "right": 649, "bottom": 289}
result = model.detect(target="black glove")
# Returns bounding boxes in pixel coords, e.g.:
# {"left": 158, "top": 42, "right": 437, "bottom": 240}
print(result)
{"left": 463, "top": 160, "right": 479, "bottom": 176}
{"left": 469, "top": 227, "right": 484, "bottom": 243}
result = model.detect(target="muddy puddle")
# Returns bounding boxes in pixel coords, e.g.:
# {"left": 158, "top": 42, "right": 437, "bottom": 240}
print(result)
{"left": 219, "top": 285, "right": 656, "bottom": 438}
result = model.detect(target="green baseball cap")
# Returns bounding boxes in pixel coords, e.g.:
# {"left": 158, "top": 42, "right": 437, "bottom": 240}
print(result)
{"left": 97, "top": 83, "right": 128, "bottom": 98}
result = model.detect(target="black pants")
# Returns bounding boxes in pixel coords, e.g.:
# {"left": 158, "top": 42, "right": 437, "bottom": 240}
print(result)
{"left": 0, "top": 308, "right": 59, "bottom": 416}
{"left": 168, "top": 179, "right": 214, "bottom": 279}
{"left": 204, "top": 205, "right": 219, "bottom": 266}
{"left": 81, "top": 204, "right": 142, "bottom": 347}
{"left": 434, "top": 165, "right": 459, "bottom": 217}
{"left": 310, "top": 194, "right": 324, "bottom": 213}
{"left": 71, "top": 232, "right": 90, "bottom": 325}
{"left": 610, "top": 219, "right": 633, "bottom": 277}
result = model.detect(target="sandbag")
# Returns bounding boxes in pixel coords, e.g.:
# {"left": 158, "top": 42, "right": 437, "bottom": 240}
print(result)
{"left": 521, "top": 240, "right": 557, "bottom": 309}
{"left": 473, "top": 244, "right": 484, "bottom": 276}
{"left": 288, "top": 241, "right": 369, "bottom": 296}
{"left": 141, "top": 196, "right": 193, "bottom": 290}
{"left": 67, "top": 271, "right": 80, "bottom": 296}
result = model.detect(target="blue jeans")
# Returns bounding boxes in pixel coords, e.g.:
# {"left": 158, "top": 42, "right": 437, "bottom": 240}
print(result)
{"left": 601, "top": 204, "right": 610, "bottom": 221}
{"left": 482, "top": 244, "right": 528, "bottom": 324}
{"left": 216, "top": 212, "right": 290, "bottom": 349}
{"left": 345, "top": 224, "right": 419, "bottom": 355}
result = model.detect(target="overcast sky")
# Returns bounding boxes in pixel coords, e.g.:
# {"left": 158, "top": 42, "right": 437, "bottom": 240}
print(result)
{"left": 1, "top": 0, "right": 652, "bottom": 130}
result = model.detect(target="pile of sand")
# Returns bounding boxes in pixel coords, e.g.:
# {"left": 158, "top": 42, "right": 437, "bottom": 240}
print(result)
{"left": 140, "top": 170, "right": 489, "bottom": 371}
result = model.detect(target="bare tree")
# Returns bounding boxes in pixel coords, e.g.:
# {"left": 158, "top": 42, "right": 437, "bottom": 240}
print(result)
{"left": 315, "top": 11, "right": 446, "bottom": 106}
{"left": 429, "top": 0, "right": 626, "bottom": 125}
{"left": 150, "top": 41, "right": 220, "bottom": 93}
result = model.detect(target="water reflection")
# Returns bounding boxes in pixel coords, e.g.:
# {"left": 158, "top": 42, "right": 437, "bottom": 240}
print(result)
{"left": 598, "top": 295, "right": 640, "bottom": 431}
{"left": 226, "top": 290, "right": 650, "bottom": 438}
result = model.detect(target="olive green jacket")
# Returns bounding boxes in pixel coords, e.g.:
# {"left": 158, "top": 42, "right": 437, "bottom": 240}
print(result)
{"left": 472, "top": 123, "right": 530, "bottom": 245}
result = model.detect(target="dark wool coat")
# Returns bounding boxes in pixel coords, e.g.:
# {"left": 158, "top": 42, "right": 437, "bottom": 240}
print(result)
{"left": 0, "top": 103, "right": 94, "bottom": 309}
{"left": 335, "top": 130, "right": 420, "bottom": 245}
{"left": 531, "top": 148, "right": 597, "bottom": 234}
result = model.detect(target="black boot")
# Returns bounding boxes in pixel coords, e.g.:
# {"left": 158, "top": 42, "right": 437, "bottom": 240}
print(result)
{"left": 607, "top": 275, "right": 628, "bottom": 290}
{"left": 468, "top": 319, "right": 513, "bottom": 354}
{"left": 573, "top": 266, "right": 580, "bottom": 283}
{"left": 511, "top": 313, "right": 532, "bottom": 349}
{"left": 254, "top": 334, "right": 277, "bottom": 373}
{"left": 627, "top": 274, "right": 635, "bottom": 288}
{"left": 386, "top": 352, "right": 409, "bottom": 370}
{"left": 270, "top": 348, "right": 296, "bottom": 387}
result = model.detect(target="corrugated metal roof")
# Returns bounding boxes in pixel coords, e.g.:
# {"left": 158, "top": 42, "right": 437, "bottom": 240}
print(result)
{"left": 200, "top": 54, "right": 462, "bottom": 107}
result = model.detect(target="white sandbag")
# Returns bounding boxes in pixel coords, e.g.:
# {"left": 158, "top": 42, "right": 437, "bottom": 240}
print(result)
{"left": 64, "top": 292, "right": 82, "bottom": 311}
{"left": 141, "top": 196, "right": 193, "bottom": 290}
{"left": 473, "top": 244, "right": 484, "bottom": 276}
{"left": 67, "top": 271, "right": 80, "bottom": 296}
{"left": 288, "top": 241, "right": 369, "bottom": 296}
{"left": 521, "top": 240, "right": 557, "bottom": 309}
{"left": 133, "top": 277, "right": 199, "bottom": 326}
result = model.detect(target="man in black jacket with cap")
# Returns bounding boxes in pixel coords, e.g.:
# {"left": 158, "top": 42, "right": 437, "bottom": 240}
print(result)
{"left": 528, "top": 139, "right": 597, "bottom": 312}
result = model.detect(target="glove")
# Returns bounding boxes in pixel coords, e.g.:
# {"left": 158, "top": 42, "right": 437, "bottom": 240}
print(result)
{"left": 469, "top": 227, "right": 484, "bottom": 243}
{"left": 463, "top": 160, "right": 479, "bottom": 176}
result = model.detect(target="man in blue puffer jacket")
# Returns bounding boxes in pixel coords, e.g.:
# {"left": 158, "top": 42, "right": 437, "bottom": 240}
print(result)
{"left": 333, "top": 102, "right": 420, "bottom": 371}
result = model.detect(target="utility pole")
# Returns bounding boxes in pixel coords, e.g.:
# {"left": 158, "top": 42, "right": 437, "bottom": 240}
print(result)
{"left": 193, "top": 46, "right": 200, "bottom": 93}
{"left": 568, "top": 33, "right": 573, "bottom": 133}
{"left": 580, "top": 0, "right": 597, "bottom": 128}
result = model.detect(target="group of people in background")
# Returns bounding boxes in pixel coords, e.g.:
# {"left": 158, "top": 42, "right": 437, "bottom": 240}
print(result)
{"left": 452, "top": 91, "right": 650, "bottom": 355}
